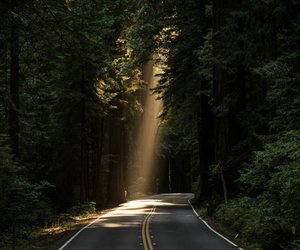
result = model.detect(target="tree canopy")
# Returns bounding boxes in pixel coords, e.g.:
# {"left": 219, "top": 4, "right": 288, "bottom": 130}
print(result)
{"left": 0, "top": 0, "right": 299, "bottom": 249}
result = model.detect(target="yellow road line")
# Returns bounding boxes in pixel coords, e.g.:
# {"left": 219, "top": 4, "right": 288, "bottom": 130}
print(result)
{"left": 142, "top": 213, "right": 149, "bottom": 250}
{"left": 142, "top": 206, "right": 156, "bottom": 250}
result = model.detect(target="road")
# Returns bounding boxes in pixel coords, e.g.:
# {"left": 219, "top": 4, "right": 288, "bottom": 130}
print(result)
{"left": 58, "top": 193, "right": 240, "bottom": 250}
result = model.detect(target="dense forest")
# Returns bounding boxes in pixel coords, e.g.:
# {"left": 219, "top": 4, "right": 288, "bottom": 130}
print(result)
{"left": 0, "top": 0, "right": 299, "bottom": 249}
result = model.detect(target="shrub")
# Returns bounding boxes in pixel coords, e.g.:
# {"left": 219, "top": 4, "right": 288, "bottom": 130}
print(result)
{"left": 216, "top": 131, "right": 300, "bottom": 249}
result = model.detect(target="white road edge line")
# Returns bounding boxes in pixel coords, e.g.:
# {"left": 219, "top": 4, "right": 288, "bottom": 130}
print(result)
{"left": 57, "top": 219, "right": 96, "bottom": 250}
{"left": 57, "top": 199, "right": 153, "bottom": 250}
{"left": 57, "top": 206, "right": 119, "bottom": 250}
{"left": 188, "top": 199, "right": 244, "bottom": 250}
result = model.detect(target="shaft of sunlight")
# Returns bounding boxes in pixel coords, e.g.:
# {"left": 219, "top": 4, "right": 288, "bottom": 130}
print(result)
{"left": 130, "top": 58, "right": 162, "bottom": 194}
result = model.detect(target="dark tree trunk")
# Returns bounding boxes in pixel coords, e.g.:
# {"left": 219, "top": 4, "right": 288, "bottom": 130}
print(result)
{"left": 194, "top": 1, "right": 215, "bottom": 203}
{"left": 212, "top": 0, "right": 230, "bottom": 203}
{"left": 170, "top": 153, "right": 191, "bottom": 193}
{"left": 80, "top": 69, "right": 88, "bottom": 203}
{"left": 9, "top": 0, "right": 20, "bottom": 158}
{"left": 92, "top": 117, "right": 105, "bottom": 206}
{"left": 197, "top": 91, "right": 214, "bottom": 201}
{"left": 212, "top": 0, "right": 247, "bottom": 202}
{"left": 107, "top": 101, "right": 126, "bottom": 205}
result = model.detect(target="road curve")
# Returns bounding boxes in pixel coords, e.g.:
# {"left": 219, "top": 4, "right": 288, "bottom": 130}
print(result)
{"left": 58, "top": 193, "right": 239, "bottom": 250}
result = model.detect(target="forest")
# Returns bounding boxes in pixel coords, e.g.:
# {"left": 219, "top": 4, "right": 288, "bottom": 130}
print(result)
{"left": 0, "top": 0, "right": 299, "bottom": 249}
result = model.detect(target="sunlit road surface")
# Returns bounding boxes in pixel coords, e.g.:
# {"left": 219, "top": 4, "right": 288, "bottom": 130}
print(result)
{"left": 58, "top": 193, "right": 239, "bottom": 250}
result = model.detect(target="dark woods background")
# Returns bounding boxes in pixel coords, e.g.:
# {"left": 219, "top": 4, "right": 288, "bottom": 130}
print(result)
{"left": 0, "top": 0, "right": 299, "bottom": 249}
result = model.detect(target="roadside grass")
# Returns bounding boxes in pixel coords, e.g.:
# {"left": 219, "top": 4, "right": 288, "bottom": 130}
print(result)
{"left": 0, "top": 207, "right": 112, "bottom": 250}
{"left": 195, "top": 205, "right": 300, "bottom": 249}
{"left": 1, "top": 194, "right": 154, "bottom": 250}
{"left": 195, "top": 207, "right": 257, "bottom": 250}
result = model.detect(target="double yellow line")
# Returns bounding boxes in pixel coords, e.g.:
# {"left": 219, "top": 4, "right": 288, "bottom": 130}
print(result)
{"left": 142, "top": 206, "right": 156, "bottom": 250}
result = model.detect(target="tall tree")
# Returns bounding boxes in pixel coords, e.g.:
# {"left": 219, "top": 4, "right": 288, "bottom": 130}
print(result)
{"left": 9, "top": 0, "right": 21, "bottom": 158}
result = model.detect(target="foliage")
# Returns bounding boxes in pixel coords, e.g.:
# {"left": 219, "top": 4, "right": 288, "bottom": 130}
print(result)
{"left": 0, "top": 134, "right": 53, "bottom": 248}
{"left": 142, "top": 0, "right": 300, "bottom": 248}
{"left": 67, "top": 202, "right": 97, "bottom": 217}
{"left": 0, "top": 0, "right": 299, "bottom": 249}
{"left": 0, "top": 0, "right": 145, "bottom": 247}
{"left": 217, "top": 131, "right": 300, "bottom": 248}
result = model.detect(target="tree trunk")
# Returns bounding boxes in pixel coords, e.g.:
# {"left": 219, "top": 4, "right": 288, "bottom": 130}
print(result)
{"left": 9, "top": 0, "right": 20, "bottom": 159}
{"left": 196, "top": 90, "right": 214, "bottom": 201}
{"left": 80, "top": 68, "right": 87, "bottom": 203}
{"left": 107, "top": 101, "right": 126, "bottom": 205}
{"left": 92, "top": 117, "right": 105, "bottom": 205}
{"left": 212, "top": 0, "right": 231, "bottom": 202}
{"left": 12, "top": 219, "right": 16, "bottom": 250}
{"left": 212, "top": 0, "right": 247, "bottom": 201}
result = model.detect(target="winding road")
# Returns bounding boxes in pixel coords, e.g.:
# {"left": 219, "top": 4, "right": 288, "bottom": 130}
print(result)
{"left": 58, "top": 193, "right": 241, "bottom": 250}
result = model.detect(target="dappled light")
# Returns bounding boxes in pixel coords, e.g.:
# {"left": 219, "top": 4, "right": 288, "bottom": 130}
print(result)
{"left": 89, "top": 221, "right": 141, "bottom": 229}
{"left": 1, "top": 0, "right": 299, "bottom": 249}
{"left": 82, "top": 196, "right": 191, "bottom": 230}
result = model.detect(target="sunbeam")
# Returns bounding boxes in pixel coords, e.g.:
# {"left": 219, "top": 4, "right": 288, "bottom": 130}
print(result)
{"left": 129, "top": 58, "right": 162, "bottom": 194}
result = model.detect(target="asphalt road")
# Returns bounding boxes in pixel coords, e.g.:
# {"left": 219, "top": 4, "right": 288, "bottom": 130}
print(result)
{"left": 58, "top": 193, "right": 240, "bottom": 250}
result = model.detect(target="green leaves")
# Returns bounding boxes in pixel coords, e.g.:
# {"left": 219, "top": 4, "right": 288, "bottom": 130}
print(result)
{"left": 0, "top": 133, "right": 53, "bottom": 248}
{"left": 221, "top": 131, "right": 300, "bottom": 247}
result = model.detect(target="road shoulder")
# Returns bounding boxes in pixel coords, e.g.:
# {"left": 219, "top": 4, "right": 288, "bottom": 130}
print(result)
{"left": 189, "top": 201, "right": 247, "bottom": 250}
